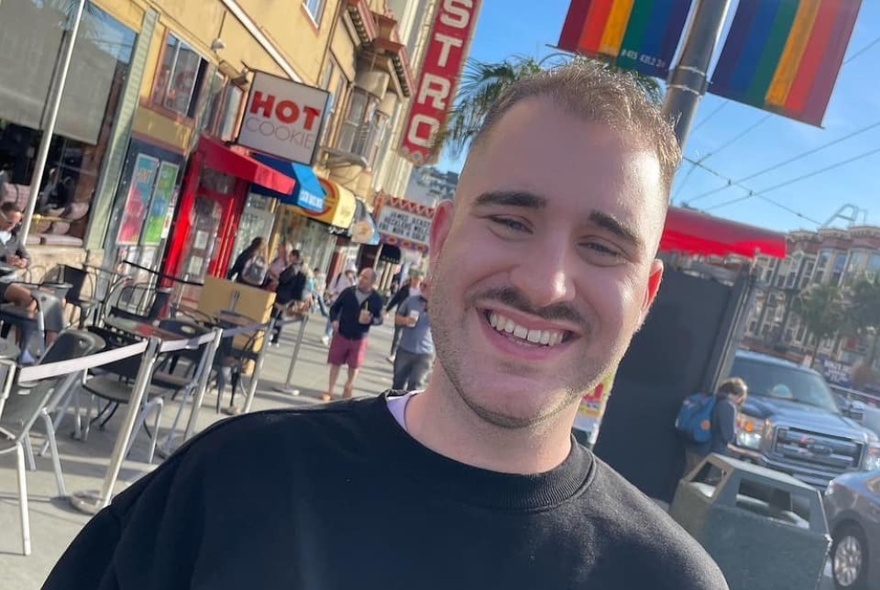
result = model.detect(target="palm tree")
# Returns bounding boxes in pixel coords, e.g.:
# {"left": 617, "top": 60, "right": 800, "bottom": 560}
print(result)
{"left": 792, "top": 284, "right": 848, "bottom": 361}
{"left": 847, "top": 278, "right": 880, "bottom": 370}
{"left": 431, "top": 54, "right": 664, "bottom": 159}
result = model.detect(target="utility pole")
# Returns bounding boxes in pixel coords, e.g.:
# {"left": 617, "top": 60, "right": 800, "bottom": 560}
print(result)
{"left": 662, "top": 0, "right": 733, "bottom": 150}
{"left": 22, "top": 0, "right": 87, "bottom": 245}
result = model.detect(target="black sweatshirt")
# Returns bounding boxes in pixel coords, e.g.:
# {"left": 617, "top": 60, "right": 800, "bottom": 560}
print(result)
{"left": 43, "top": 396, "right": 728, "bottom": 590}
{"left": 328, "top": 286, "right": 383, "bottom": 340}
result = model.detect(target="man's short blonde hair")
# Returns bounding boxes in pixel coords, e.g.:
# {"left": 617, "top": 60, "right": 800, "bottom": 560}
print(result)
{"left": 469, "top": 60, "right": 682, "bottom": 196}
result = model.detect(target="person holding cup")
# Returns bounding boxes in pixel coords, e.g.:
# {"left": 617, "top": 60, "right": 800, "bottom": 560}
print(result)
{"left": 392, "top": 281, "right": 433, "bottom": 392}
{"left": 325, "top": 267, "right": 384, "bottom": 401}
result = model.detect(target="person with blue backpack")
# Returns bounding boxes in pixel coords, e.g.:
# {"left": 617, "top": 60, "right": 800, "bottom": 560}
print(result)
{"left": 676, "top": 377, "right": 748, "bottom": 475}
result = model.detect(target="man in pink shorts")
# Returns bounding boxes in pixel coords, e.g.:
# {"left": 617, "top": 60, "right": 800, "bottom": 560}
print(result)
{"left": 325, "top": 267, "right": 383, "bottom": 400}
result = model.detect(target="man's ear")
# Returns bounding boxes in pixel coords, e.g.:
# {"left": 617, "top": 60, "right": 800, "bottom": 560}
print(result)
{"left": 428, "top": 200, "right": 454, "bottom": 276}
{"left": 638, "top": 258, "right": 664, "bottom": 329}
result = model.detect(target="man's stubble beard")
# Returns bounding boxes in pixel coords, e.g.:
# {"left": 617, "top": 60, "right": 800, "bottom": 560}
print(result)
{"left": 428, "top": 261, "right": 604, "bottom": 431}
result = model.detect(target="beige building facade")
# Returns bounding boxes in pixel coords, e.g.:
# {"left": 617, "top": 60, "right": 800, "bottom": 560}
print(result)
{"left": 0, "top": 0, "right": 440, "bottom": 286}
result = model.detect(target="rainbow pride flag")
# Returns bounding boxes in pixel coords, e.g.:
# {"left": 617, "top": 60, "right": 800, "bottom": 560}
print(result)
{"left": 558, "top": 0, "right": 695, "bottom": 78}
{"left": 709, "top": 0, "right": 863, "bottom": 127}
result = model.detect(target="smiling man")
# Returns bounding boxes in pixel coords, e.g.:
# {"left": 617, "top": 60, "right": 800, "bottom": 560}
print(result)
{"left": 44, "top": 62, "right": 728, "bottom": 590}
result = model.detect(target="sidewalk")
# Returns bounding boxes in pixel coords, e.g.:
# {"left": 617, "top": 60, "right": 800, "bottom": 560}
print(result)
{"left": 0, "top": 313, "right": 398, "bottom": 589}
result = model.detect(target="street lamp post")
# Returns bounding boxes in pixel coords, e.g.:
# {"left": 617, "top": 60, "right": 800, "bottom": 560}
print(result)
{"left": 661, "top": 0, "right": 733, "bottom": 150}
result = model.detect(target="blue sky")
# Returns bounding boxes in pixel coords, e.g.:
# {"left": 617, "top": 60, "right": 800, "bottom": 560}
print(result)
{"left": 437, "top": 0, "right": 880, "bottom": 233}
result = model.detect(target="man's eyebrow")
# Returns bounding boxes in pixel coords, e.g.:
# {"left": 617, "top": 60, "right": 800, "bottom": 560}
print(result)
{"left": 473, "top": 191, "right": 547, "bottom": 209}
{"left": 588, "top": 210, "right": 643, "bottom": 249}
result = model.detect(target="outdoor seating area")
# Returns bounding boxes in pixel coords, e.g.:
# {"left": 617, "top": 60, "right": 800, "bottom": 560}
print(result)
{"left": 0, "top": 260, "right": 302, "bottom": 557}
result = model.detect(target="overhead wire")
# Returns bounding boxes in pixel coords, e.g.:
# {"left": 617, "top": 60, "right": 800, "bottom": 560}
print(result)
{"left": 703, "top": 145, "right": 880, "bottom": 215}
{"left": 697, "top": 113, "right": 774, "bottom": 163}
{"left": 690, "top": 102, "right": 728, "bottom": 134}
{"left": 671, "top": 161, "right": 700, "bottom": 202}
{"left": 842, "top": 34, "right": 880, "bottom": 65}
{"left": 684, "top": 119, "right": 880, "bottom": 203}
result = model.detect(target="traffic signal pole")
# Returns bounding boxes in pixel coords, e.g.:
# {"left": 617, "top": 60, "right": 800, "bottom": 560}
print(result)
{"left": 662, "top": 0, "right": 733, "bottom": 150}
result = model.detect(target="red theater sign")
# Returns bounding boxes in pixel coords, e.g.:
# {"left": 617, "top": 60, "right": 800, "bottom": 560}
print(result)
{"left": 399, "top": 0, "right": 481, "bottom": 165}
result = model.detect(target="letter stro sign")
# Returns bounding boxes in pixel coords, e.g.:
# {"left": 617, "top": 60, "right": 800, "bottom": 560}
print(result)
{"left": 400, "top": 0, "right": 482, "bottom": 166}
{"left": 236, "top": 71, "right": 331, "bottom": 165}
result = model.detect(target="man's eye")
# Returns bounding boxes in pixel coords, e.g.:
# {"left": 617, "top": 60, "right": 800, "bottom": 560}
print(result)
{"left": 490, "top": 217, "right": 530, "bottom": 233}
{"left": 580, "top": 241, "right": 625, "bottom": 262}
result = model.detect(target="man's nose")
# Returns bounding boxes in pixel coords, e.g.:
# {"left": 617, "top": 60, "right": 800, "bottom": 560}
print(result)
{"left": 510, "top": 236, "right": 576, "bottom": 308}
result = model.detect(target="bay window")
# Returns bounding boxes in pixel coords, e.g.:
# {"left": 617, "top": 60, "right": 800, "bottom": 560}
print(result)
{"left": 336, "top": 88, "right": 391, "bottom": 167}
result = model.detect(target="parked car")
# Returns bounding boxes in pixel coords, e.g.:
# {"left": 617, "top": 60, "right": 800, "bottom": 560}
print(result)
{"left": 824, "top": 471, "right": 880, "bottom": 590}
{"left": 727, "top": 351, "right": 880, "bottom": 488}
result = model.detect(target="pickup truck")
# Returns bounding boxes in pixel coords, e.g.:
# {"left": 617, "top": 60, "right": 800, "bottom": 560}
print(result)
{"left": 727, "top": 350, "right": 880, "bottom": 488}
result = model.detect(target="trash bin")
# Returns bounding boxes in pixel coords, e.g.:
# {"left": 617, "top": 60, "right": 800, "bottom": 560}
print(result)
{"left": 669, "top": 454, "right": 830, "bottom": 590}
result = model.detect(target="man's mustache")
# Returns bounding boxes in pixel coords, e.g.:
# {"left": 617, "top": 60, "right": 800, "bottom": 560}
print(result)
{"left": 475, "top": 287, "right": 587, "bottom": 328}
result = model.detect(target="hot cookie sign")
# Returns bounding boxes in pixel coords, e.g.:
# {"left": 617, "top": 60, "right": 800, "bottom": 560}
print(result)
{"left": 400, "top": 0, "right": 482, "bottom": 165}
{"left": 236, "top": 71, "right": 331, "bottom": 165}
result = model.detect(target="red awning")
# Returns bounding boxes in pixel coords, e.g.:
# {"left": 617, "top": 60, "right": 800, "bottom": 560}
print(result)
{"left": 197, "top": 135, "right": 295, "bottom": 194}
{"left": 661, "top": 207, "right": 787, "bottom": 259}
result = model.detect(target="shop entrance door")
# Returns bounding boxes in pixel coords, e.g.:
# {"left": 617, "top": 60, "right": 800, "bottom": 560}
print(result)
{"left": 230, "top": 193, "right": 276, "bottom": 262}
{"left": 178, "top": 188, "right": 237, "bottom": 303}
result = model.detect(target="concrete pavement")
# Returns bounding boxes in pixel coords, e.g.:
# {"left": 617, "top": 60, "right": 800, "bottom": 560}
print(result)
{"left": 0, "top": 312, "right": 398, "bottom": 589}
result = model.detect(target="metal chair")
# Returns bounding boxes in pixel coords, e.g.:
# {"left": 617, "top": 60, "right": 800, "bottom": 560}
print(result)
{"left": 44, "top": 264, "right": 98, "bottom": 328}
{"left": 213, "top": 329, "right": 262, "bottom": 414}
{"left": 81, "top": 320, "right": 210, "bottom": 463}
{"left": 106, "top": 282, "right": 172, "bottom": 323}
{"left": 0, "top": 330, "right": 105, "bottom": 555}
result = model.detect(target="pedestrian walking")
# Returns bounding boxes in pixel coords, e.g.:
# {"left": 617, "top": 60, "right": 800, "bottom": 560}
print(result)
{"left": 392, "top": 282, "right": 433, "bottom": 391}
{"left": 321, "top": 263, "right": 357, "bottom": 345}
{"left": 270, "top": 249, "right": 308, "bottom": 346}
{"left": 310, "top": 267, "right": 329, "bottom": 317}
{"left": 383, "top": 269, "right": 423, "bottom": 362}
{"left": 264, "top": 242, "right": 291, "bottom": 291}
{"left": 43, "top": 61, "right": 728, "bottom": 590}
{"left": 324, "top": 267, "right": 383, "bottom": 401}
{"left": 681, "top": 378, "right": 748, "bottom": 475}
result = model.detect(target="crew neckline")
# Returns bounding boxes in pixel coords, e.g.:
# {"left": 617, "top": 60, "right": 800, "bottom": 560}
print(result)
{"left": 366, "top": 393, "right": 594, "bottom": 511}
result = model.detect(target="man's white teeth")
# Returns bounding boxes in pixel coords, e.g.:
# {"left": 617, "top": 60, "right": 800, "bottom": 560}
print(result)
{"left": 488, "top": 312, "right": 565, "bottom": 347}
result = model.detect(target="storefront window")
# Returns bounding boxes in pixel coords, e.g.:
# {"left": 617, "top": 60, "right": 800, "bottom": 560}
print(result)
{"left": 108, "top": 138, "right": 184, "bottom": 276}
{"left": 152, "top": 33, "right": 210, "bottom": 118}
{"left": 276, "top": 206, "right": 333, "bottom": 274}
{"left": 231, "top": 193, "right": 277, "bottom": 262}
{"left": 0, "top": 0, "right": 137, "bottom": 245}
